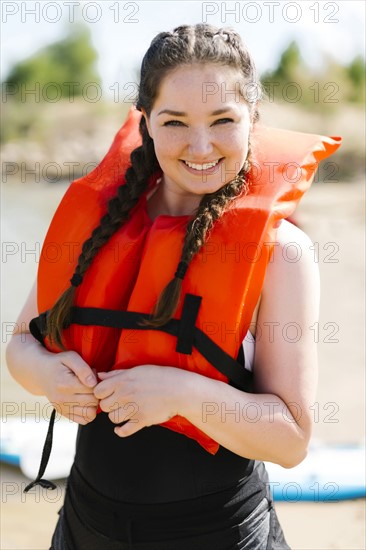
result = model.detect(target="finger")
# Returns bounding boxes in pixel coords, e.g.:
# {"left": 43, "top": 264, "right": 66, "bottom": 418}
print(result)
{"left": 68, "top": 396, "right": 99, "bottom": 408}
{"left": 67, "top": 414, "right": 95, "bottom": 425}
{"left": 107, "top": 401, "right": 139, "bottom": 424}
{"left": 59, "top": 400, "right": 98, "bottom": 416}
{"left": 94, "top": 380, "right": 119, "bottom": 400}
{"left": 67, "top": 405, "right": 98, "bottom": 421}
{"left": 61, "top": 351, "right": 97, "bottom": 388}
{"left": 64, "top": 404, "right": 98, "bottom": 415}
{"left": 99, "top": 397, "right": 121, "bottom": 414}
{"left": 114, "top": 418, "right": 143, "bottom": 437}
{"left": 59, "top": 375, "right": 98, "bottom": 395}
{"left": 108, "top": 409, "right": 129, "bottom": 424}
{"left": 97, "top": 369, "right": 125, "bottom": 379}
{"left": 74, "top": 386, "right": 98, "bottom": 395}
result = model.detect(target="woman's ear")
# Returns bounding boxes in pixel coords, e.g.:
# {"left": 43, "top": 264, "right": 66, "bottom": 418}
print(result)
{"left": 140, "top": 108, "right": 153, "bottom": 139}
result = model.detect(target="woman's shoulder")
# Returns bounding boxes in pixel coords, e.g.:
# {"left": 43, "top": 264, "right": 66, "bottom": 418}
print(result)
{"left": 262, "top": 219, "right": 320, "bottom": 308}
{"left": 268, "top": 219, "right": 318, "bottom": 274}
{"left": 250, "top": 220, "right": 319, "bottom": 337}
{"left": 275, "top": 218, "right": 314, "bottom": 252}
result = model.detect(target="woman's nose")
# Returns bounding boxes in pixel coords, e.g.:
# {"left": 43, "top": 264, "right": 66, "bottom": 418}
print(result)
{"left": 187, "top": 128, "right": 214, "bottom": 158}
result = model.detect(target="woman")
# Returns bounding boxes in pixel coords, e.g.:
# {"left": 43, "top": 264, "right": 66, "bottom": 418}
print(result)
{"left": 6, "top": 24, "right": 338, "bottom": 550}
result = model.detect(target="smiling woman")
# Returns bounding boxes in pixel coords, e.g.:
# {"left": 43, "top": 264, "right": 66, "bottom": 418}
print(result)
{"left": 6, "top": 23, "right": 341, "bottom": 550}
{"left": 142, "top": 63, "right": 251, "bottom": 203}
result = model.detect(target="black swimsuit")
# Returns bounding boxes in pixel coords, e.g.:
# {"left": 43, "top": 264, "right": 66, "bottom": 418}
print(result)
{"left": 50, "top": 412, "right": 290, "bottom": 549}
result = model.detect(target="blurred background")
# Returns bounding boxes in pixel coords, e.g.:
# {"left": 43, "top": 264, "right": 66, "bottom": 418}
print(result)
{"left": 1, "top": 1, "right": 365, "bottom": 548}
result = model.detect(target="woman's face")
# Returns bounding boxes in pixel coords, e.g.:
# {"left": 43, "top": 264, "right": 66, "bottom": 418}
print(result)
{"left": 143, "top": 63, "right": 252, "bottom": 199}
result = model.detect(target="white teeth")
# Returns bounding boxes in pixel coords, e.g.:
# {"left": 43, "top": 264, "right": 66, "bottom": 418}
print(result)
{"left": 184, "top": 159, "right": 220, "bottom": 170}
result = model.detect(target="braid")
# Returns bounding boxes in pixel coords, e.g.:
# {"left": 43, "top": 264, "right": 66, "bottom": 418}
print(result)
{"left": 46, "top": 117, "right": 158, "bottom": 349}
{"left": 144, "top": 149, "right": 253, "bottom": 327}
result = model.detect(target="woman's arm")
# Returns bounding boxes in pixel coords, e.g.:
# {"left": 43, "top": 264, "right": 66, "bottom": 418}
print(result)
{"left": 97, "top": 220, "right": 319, "bottom": 468}
{"left": 6, "top": 281, "right": 99, "bottom": 423}
{"left": 6, "top": 280, "right": 53, "bottom": 396}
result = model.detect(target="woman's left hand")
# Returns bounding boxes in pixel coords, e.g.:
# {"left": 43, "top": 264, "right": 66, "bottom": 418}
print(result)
{"left": 94, "top": 365, "right": 184, "bottom": 437}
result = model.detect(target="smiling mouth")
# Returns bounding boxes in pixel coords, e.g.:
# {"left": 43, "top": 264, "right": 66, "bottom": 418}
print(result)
{"left": 182, "top": 158, "right": 223, "bottom": 171}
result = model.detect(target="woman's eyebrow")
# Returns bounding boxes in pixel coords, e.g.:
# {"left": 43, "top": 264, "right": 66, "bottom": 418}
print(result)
{"left": 158, "top": 109, "right": 185, "bottom": 116}
{"left": 157, "top": 108, "right": 234, "bottom": 116}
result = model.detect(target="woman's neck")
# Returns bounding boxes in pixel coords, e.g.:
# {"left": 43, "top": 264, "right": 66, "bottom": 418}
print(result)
{"left": 146, "top": 177, "right": 201, "bottom": 220}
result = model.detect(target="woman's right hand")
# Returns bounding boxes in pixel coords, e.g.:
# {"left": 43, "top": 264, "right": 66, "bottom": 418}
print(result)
{"left": 6, "top": 281, "right": 99, "bottom": 425}
{"left": 40, "top": 350, "right": 99, "bottom": 425}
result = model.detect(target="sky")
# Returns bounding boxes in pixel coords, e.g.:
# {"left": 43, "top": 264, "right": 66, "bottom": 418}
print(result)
{"left": 1, "top": 0, "right": 365, "bottom": 98}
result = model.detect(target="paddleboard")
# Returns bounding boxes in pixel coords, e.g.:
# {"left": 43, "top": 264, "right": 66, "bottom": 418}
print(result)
{"left": 265, "top": 442, "right": 366, "bottom": 501}
{"left": 1, "top": 417, "right": 365, "bottom": 501}
{"left": 0, "top": 416, "right": 78, "bottom": 480}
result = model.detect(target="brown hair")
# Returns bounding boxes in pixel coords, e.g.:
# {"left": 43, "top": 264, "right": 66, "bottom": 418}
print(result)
{"left": 46, "top": 24, "right": 261, "bottom": 348}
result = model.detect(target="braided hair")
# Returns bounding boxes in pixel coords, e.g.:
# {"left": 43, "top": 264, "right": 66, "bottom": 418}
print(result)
{"left": 47, "top": 24, "right": 262, "bottom": 347}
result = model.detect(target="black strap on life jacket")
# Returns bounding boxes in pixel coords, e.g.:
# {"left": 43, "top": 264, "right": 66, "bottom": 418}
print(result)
{"left": 23, "top": 408, "right": 58, "bottom": 492}
{"left": 176, "top": 294, "right": 202, "bottom": 354}
{"left": 24, "top": 293, "right": 253, "bottom": 492}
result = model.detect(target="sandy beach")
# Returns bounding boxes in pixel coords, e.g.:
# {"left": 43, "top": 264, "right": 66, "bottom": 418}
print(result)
{"left": 1, "top": 138, "right": 365, "bottom": 547}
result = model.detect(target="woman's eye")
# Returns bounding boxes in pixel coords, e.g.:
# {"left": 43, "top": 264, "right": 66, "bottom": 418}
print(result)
{"left": 213, "top": 118, "right": 234, "bottom": 125}
{"left": 163, "top": 118, "right": 234, "bottom": 127}
{"left": 163, "top": 120, "right": 185, "bottom": 127}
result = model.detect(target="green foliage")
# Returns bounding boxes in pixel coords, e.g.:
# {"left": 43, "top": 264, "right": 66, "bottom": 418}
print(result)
{"left": 267, "top": 41, "right": 303, "bottom": 82}
{"left": 345, "top": 55, "right": 366, "bottom": 103}
{"left": 261, "top": 41, "right": 365, "bottom": 109}
{"left": 4, "top": 24, "right": 100, "bottom": 101}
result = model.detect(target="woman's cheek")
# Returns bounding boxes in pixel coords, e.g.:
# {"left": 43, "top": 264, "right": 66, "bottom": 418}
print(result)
{"left": 229, "top": 133, "right": 250, "bottom": 161}
{"left": 155, "top": 133, "right": 184, "bottom": 159}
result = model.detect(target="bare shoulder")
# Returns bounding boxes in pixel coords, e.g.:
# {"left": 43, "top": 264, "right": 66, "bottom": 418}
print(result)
{"left": 263, "top": 219, "right": 320, "bottom": 294}
{"left": 250, "top": 221, "right": 319, "bottom": 335}
{"left": 276, "top": 218, "right": 315, "bottom": 248}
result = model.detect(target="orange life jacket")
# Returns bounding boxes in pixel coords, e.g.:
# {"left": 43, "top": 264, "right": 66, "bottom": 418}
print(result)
{"left": 33, "top": 107, "right": 341, "bottom": 455}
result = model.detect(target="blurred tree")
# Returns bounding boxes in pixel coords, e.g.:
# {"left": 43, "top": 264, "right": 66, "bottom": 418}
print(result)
{"left": 4, "top": 24, "right": 100, "bottom": 101}
{"left": 268, "top": 40, "right": 303, "bottom": 82}
{"left": 260, "top": 41, "right": 308, "bottom": 104}
{"left": 261, "top": 40, "right": 365, "bottom": 108}
{"left": 345, "top": 55, "right": 366, "bottom": 103}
